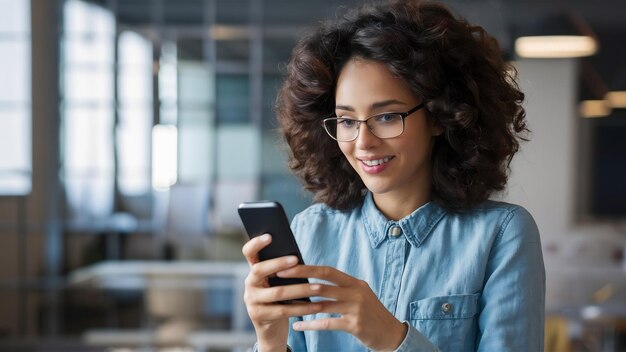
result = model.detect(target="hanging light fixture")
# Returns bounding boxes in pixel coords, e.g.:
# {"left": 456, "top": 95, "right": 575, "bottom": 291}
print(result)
{"left": 515, "top": 12, "right": 599, "bottom": 59}
{"left": 579, "top": 61, "right": 611, "bottom": 118}
{"left": 604, "top": 66, "right": 626, "bottom": 109}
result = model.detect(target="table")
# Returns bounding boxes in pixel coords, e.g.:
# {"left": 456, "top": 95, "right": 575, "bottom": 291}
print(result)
{"left": 69, "top": 260, "right": 253, "bottom": 349}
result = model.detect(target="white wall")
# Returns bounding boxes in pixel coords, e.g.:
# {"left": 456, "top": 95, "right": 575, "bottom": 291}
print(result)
{"left": 505, "top": 58, "right": 578, "bottom": 238}
{"left": 501, "top": 58, "right": 626, "bottom": 309}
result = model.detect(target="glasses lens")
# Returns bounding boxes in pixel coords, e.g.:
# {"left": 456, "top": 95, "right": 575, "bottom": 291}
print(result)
{"left": 369, "top": 114, "right": 403, "bottom": 138}
{"left": 322, "top": 119, "right": 337, "bottom": 139}
{"left": 336, "top": 118, "right": 359, "bottom": 141}
{"left": 324, "top": 118, "right": 357, "bottom": 141}
{"left": 323, "top": 113, "right": 405, "bottom": 141}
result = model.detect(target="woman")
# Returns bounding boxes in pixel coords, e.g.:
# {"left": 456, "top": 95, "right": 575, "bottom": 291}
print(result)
{"left": 242, "top": 1, "right": 545, "bottom": 351}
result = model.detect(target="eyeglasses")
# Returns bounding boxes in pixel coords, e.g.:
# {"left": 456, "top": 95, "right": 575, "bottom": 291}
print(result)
{"left": 321, "top": 103, "right": 425, "bottom": 142}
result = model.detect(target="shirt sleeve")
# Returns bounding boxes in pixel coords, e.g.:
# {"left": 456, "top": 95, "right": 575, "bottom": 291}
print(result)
{"left": 477, "top": 206, "right": 546, "bottom": 351}
{"left": 393, "top": 322, "right": 440, "bottom": 352}
{"left": 252, "top": 342, "right": 293, "bottom": 352}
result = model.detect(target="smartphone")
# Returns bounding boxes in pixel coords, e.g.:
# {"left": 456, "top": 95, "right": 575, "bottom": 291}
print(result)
{"left": 238, "top": 201, "right": 310, "bottom": 300}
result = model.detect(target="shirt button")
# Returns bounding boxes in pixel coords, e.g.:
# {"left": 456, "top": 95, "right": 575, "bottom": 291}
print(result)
{"left": 390, "top": 226, "right": 402, "bottom": 237}
{"left": 442, "top": 303, "right": 453, "bottom": 314}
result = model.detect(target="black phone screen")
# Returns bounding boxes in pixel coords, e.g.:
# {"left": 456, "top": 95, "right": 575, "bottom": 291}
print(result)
{"left": 238, "top": 201, "right": 310, "bottom": 291}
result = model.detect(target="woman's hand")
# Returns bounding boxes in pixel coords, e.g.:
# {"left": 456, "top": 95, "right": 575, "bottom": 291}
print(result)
{"left": 241, "top": 234, "right": 323, "bottom": 351}
{"left": 277, "top": 265, "right": 408, "bottom": 351}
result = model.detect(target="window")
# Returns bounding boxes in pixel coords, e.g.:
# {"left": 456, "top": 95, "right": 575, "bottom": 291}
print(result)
{"left": 62, "top": 0, "right": 115, "bottom": 220}
{"left": 0, "top": 0, "right": 31, "bottom": 195}
{"left": 117, "top": 31, "right": 153, "bottom": 195}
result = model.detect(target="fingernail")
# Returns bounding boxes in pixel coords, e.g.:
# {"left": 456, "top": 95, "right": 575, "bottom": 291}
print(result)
{"left": 286, "top": 256, "right": 298, "bottom": 264}
{"left": 260, "top": 234, "right": 271, "bottom": 242}
{"left": 310, "top": 284, "right": 321, "bottom": 291}
{"left": 293, "top": 322, "right": 302, "bottom": 330}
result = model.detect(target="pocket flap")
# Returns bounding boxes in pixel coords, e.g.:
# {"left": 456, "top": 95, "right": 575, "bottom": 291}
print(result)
{"left": 410, "top": 293, "right": 480, "bottom": 320}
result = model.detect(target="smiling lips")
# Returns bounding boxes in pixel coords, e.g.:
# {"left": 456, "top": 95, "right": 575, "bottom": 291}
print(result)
{"left": 362, "top": 156, "right": 392, "bottom": 166}
{"left": 359, "top": 156, "right": 394, "bottom": 174}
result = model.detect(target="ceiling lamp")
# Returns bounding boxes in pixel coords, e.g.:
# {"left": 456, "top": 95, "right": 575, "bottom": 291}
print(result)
{"left": 579, "top": 61, "right": 611, "bottom": 118}
{"left": 515, "top": 12, "right": 599, "bottom": 59}
{"left": 605, "top": 91, "right": 626, "bottom": 109}
{"left": 605, "top": 67, "right": 626, "bottom": 109}
{"left": 579, "top": 100, "right": 611, "bottom": 118}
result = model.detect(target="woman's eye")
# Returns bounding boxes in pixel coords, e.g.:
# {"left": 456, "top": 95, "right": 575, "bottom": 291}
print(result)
{"left": 375, "top": 114, "right": 398, "bottom": 123}
{"left": 338, "top": 118, "right": 357, "bottom": 128}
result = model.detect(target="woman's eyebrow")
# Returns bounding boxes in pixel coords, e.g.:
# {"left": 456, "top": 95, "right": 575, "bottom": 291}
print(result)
{"left": 335, "top": 99, "right": 406, "bottom": 112}
{"left": 335, "top": 104, "right": 355, "bottom": 112}
{"left": 371, "top": 99, "right": 405, "bottom": 109}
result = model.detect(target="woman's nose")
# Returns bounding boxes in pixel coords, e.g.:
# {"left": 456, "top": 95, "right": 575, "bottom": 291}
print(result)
{"left": 354, "top": 122, "right": 379, "bottom": 149}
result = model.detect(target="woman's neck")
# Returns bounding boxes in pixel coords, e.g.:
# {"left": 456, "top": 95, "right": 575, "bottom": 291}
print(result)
{"left": 372, "top": 189, "right": 431, "bottom": 221}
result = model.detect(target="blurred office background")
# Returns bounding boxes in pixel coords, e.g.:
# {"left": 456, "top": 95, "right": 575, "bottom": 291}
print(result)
{"left": 0, "top": 0, "right": 625, "bottom": 351}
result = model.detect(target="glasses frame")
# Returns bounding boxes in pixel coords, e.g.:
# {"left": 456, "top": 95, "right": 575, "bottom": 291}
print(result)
{"left": 321, "top": 102, "right": 426, "bottom": 142}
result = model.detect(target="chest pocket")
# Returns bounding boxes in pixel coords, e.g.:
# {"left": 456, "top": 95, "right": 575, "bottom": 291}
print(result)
{"left": 409, "top": 293, "right": 480, "bottom": 351}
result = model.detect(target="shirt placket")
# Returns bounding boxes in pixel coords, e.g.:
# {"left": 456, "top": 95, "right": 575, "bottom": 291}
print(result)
{"left": 379, "top": 223, "right": 407, "bottom": 315}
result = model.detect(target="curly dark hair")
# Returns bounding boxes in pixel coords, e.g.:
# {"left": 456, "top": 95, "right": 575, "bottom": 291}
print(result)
{"left": 276, "top": 0, "right": 528, "bottom": 212}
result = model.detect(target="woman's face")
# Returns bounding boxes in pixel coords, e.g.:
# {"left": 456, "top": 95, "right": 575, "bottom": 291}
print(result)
{"left": 335, "top": 58, "right": 442, "bottom": 200}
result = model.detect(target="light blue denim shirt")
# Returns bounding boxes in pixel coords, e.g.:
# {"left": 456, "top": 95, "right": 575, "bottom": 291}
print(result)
{"left": 286, "top": 192, "right": 545, "bottom": 352}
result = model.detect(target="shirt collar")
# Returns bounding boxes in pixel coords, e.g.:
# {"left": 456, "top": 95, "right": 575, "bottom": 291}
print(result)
{"left": 360, "top": 192, "right": 446, "bottom": 248}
